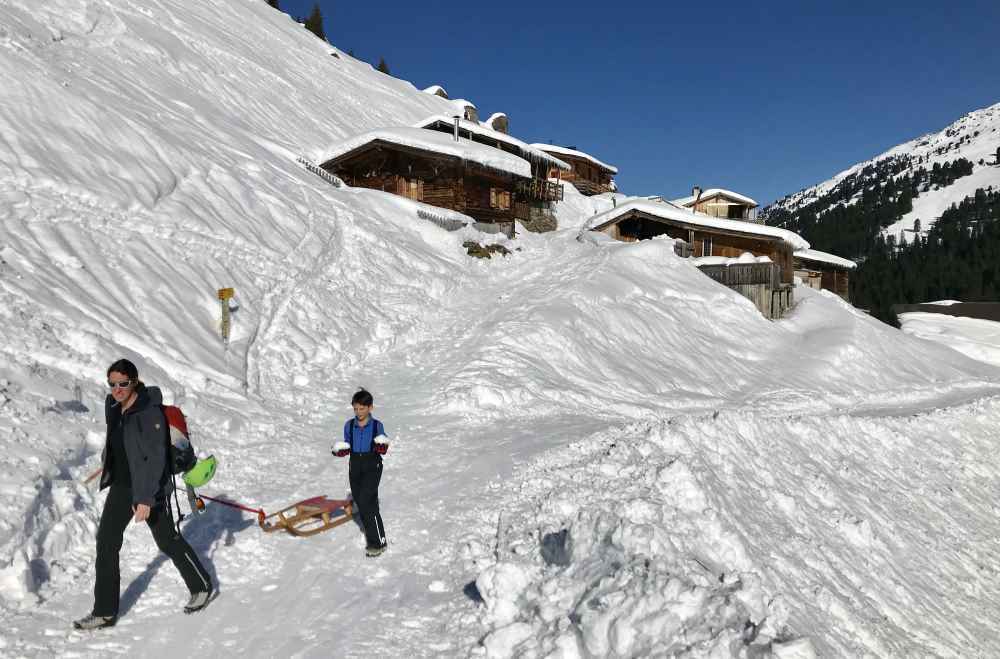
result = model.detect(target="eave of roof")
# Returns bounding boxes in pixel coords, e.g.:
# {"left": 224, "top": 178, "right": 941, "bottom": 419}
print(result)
{"left": 586, "top": 200, "right": 809, "bottom": 250}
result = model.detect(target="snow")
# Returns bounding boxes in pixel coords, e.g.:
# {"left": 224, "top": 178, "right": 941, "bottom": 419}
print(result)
{"left": 2, "top": 1, "right": 1000, "bottom": 658}
{"left": 586, "top": 199, "right": 812, "bottom": 250}
{"left": 692, "top": 253, "right": 773, "bottom": 266}
{"left": 483, "top": 112, "right": 508, "bottom": 126}
{"left": 316, "top": 127, "right": 533, "bottom": 179}
{"left": 529, "top": 143, "right": 618, "bottom": 174}
{"left": 673, "top": 188, "right": 759, "bottom": 208}
{"left": 794, "top": 248, "right": 857, "bottom": 270}
{"left": 772, "top": 102, "right": 1000, "bottom": 237}
{"left": 414, "top": 115, "right": 571, "bottom": 172}
{"left": 899, "top": 312, "right": 1000, "bottom": 368}
{"left": 422, "top": 84, "right": 448, "bottom": 97}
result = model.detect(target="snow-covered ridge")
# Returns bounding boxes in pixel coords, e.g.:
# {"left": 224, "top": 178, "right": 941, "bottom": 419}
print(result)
{"left": 768, "top": 102, "right": 1000, "bottom": 237}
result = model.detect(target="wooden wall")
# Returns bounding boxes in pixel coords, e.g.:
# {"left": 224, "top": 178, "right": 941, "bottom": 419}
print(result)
{"left": 325, "top": 145, "right": 520, "bottom": 225}
{"left": 795, "top": 259, "right": 851, "bottom": 300}
{"left": 692, "top": 195, "right": 753, "bottom": 220}
{"left": 545, "top": 153, "right": 613, "bottom": 194}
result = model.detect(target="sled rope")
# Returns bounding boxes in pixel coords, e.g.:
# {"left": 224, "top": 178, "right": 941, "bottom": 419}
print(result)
{"left": 196, "top": 494, "right": 267, "bottom": 525}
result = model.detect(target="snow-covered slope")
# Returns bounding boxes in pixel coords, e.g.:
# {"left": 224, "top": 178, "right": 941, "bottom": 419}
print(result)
{"left": 768, "top": 102, "right": 1000, "bottom": 239}
{"left": 2, "top": 2, "right": 1000, "bottom": 658}
{"left": 899, "top": 311, "right": 1000, "bottom": 368}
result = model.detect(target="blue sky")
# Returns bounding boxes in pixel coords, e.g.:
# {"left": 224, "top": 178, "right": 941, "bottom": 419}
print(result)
{"left": 281, "top": 0, "right": 1000, "bottom": 205}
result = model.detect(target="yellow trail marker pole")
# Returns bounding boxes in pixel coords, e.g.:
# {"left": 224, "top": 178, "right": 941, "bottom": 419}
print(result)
{"left": 218, "top": 287, "right": 234, "bottom": 346}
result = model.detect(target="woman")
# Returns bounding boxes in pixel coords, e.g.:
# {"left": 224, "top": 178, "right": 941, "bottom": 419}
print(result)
{"left": 73, "top": 359, "right": 213, "bottom": 630}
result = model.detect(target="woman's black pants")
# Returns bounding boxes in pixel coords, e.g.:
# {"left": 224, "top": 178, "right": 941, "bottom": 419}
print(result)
{"left": 349, "top": 453, "right": 386, "bottom": 548}
{"left": 93, "top": 485, "right": 211, "bottom": 617}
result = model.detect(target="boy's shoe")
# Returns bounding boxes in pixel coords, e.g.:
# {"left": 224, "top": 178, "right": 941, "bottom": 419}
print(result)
{"left": 184, "top": 588, "right": 214, "bottom": 614}
{"left": 365, "top": 544, "right": 387, "bottom": 558}
{"left": 73, "top": 613, "right": 117, "bottom": 630}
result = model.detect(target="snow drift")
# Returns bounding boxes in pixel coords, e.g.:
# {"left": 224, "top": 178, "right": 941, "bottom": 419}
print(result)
{"left": 1, "top": 1, "right": 1000, "bottom": 657}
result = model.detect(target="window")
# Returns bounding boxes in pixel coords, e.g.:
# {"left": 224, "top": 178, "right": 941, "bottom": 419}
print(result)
{"left": 490, "top": 188, "right": 511, "bottom": 210}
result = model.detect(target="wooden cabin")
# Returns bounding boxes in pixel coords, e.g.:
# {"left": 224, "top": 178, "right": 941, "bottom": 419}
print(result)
{"left": 533, "top": 144, "right": 617, "bottom": 196}
{"left": 594, "top": 205, "right": 795, "bottom": 283}
{"left": 588, "top": 200, "right": 808, "bottom": 318}
{"left": 794, "top": 249, "right": 855, "bottom": 301}
{"left": 319, "top": 128, "right": 532, "bottom": 232}
{"left": 674, "top": 187, "right": 759, "bottom": 221}
{"left": 415, "top": 116, "right": 570, "bottom": 231}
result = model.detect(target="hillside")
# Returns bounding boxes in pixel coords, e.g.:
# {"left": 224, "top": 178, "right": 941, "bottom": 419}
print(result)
{"left": 2, "top": 1, "right": 1000, "bottom": 658}
{"left": 762, "top": 103, "right": 1000, "bottom": 323}
{"left": 765, "top": 102, "right": 1000, "bottom": 246}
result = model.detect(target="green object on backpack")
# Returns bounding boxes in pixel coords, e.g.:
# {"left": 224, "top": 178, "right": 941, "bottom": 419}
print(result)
{"left": 183, "top": 455, "right": 217, "bottom": 488}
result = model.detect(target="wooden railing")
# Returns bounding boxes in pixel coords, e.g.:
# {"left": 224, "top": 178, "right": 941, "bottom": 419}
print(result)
{"left": 514, "top": 201, "right": 531, "bottom": 221}
{"left": 516, "top": 179, "right": 563, "bottom": 202}
{"left": 696, "top": 262, "right": 793, "bottom": 319}
{"left": 296, "top": 156, "right": 344, "bottom": 188}
{"left": 568, "top": 179, "right": 613, "bottom": 196}
{"left": 697, "top": 262, "right": 780, "bottom": 289}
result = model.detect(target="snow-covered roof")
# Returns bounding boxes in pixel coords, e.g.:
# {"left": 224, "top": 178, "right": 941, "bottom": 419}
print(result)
{"left": 673, "top": 189, "right": 758, "bottom": 208}
{"left": 794, "top": 248, "right": 857, "bottom": 270}
{"left": 318, "top": 127, "right": 532, "bottom": 179}
{"left": 450, "top": 98, "right": 476, "bottom": 110}
{"left": 586, "top": 199, "right": 810, "bottom": 250}
{"left": 414, "top": 115, "right": 571, "bottom": 172}
{"left": 422, "top": 84, "right": 448, "bottom": 98}
{"left": 530, "top": 143, "right": 618, "bottom": 175}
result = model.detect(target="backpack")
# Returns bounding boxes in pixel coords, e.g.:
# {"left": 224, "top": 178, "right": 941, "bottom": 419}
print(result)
{"left": 162, "top": 405, "right": 198, "bottom": 475}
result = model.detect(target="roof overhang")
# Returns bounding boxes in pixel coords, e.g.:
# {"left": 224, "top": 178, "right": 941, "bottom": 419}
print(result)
{"left": 593, "top": 209, "right": 785, "bottom": 245}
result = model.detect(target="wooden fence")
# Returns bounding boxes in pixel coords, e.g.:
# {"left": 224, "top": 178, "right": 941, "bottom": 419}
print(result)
{"left": 697, "top": 262, "right": 793, "bottom": 319}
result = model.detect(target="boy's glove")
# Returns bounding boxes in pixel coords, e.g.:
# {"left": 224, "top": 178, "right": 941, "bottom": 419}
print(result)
{"left": 332, "top": 441, "right": 350, "bottom": 458}
{"left": 374, "top": 435, "right": 389, "bottom": 455}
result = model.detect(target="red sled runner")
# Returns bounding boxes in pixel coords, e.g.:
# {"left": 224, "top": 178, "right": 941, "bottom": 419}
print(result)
{"left": 259, "top": 496, "right": 354, "bottom": 537}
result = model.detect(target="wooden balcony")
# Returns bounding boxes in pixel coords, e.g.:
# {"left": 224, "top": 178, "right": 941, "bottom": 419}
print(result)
{"left": 568, "top": 179, "right": 613, "bottom": 197}
{"left": 516, "top": 178, "right": 563, "bottom": 202}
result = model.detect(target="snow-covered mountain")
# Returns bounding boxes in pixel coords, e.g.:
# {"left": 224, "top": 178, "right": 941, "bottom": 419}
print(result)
{"left": 765, "top": 102, "right": 1000, "bottom": 240}
{"left": 2, "top": 1, "right": 1000, "bottom": 658}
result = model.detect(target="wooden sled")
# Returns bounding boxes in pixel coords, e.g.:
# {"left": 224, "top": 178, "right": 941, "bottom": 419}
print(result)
{"left": 260, "top": 496, "right": 354, "bottom": 537}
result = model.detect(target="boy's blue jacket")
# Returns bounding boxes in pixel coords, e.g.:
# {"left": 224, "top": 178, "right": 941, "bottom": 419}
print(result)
{"left": 343, "top": 417, "right": 386, "bottom": 453}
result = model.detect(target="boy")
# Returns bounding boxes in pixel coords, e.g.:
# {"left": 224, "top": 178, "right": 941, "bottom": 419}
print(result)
{"left": 332, "top": 388, "right": 389, "bottom": 557}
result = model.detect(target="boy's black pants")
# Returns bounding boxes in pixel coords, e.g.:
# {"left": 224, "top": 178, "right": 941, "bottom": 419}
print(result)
{"left": 93, "top": 485, "right": 211, "bottom": 617}
{"left": 349, "top": 453, "right": 386, "bottom": 548}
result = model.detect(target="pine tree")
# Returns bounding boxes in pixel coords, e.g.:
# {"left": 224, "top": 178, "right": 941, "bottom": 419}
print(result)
{"left": 376, "top": 57, "right": 390, "bottom": 74}
{"left": 304, "top": 3, "right": 326, "bottom": 41}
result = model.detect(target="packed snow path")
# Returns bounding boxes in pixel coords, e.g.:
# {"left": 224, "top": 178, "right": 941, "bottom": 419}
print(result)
{"left": 3, "top": 225, "right": 1000, "bottom": 657}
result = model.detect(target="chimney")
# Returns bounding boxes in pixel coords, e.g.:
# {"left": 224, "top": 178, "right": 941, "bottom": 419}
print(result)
{"left": 453, "top": 115, "right": 461, "bottom": 142}
{"left": 692, "top": 185, "right": 702, "bottom": 200}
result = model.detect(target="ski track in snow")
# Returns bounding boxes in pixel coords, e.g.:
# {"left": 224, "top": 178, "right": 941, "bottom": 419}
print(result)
{"left": 2, "top": 1, "right": 1000, "bottom": 658}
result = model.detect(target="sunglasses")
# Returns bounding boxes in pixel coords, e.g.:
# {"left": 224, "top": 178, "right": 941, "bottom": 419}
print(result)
{"left": 107, "top": 380, "right": 133, "bottom": 390}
